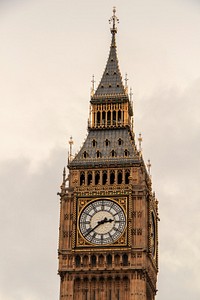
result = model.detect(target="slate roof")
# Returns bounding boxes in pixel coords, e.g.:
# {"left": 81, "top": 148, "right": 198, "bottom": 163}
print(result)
{"left": 91, "top": 31, "right": 127, "bottom": 101}
{"left": 69, "top": 128, "right": 139, "bottom": 168}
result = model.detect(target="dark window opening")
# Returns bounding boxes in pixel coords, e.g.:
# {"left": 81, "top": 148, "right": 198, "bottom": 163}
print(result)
{"left": 118, "top": 138, "right": 122, "bottom": 146}
{"left": 88, "top": 173, "right": 92, "bottom": 185}
{"left": 107, "top": 254, "right": 112, "bottom": 266}
{"left": 75, "top": 255, "right": 81, "bottom": 267}
{"left": 107, "top": 111, "right": 111, "bottom": 125}
{"left": 105, "top": 139, "right": 109, "bottom": 146}
{"left": 110, "top": 172, "right": 115, "bottom": 184}
{"left": 124, "top": 149, "right": 129, "bottom": 157}
{"left": 117, "top": 172, "right": 122, "bottom": 184}
{"left": 92, "top": 139, "right": 96, "bottom": 147}
{"left": 122, "top": 254, "right": 128, "bottom": 266}
{"left": 102, "top": 111, "right": 106, "bottom": 125}
{"left": 125, "top": 171, "right": 130, "bottom": 184}
{"left": 91, "top": 255, "right": 96, "bottom": 267}
{"left": 113, "top": 111, "right": 116, "bottom": 125}
{"left": 83, "top": 151, "right": 87, "bottom": 158}
{"left": 80, "top": 173, "right": 85, "bottom": 185}
{"left": 111, "top": 150, "right": 116, "bottom": 157}
{"left": 97, "top": 111, "right": 100, "bottom": 125}
{"left": 103, "top": 172, "right": 107, "bottom": 185}
{"left": 96, "top": 150, "right": 101, "bottom": 158}
{"left": 118, "top": 111, "right": 122, "bottom": 123}
{"left": 95, "top": 173, "right": 100, "bottom": 185}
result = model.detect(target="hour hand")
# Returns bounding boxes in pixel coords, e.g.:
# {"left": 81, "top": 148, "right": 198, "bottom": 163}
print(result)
{"left": 84, "top": 218, "right": 113, "bottom": 237}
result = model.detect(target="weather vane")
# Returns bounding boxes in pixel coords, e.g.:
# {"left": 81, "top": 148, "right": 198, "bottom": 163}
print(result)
{"left": 109, "top": 7, "right": 119, "bottom": 34}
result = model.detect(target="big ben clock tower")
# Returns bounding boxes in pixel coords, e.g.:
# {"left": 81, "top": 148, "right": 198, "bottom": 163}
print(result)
{"left": 58, "top": 8, "right": 159, "bottom": 300}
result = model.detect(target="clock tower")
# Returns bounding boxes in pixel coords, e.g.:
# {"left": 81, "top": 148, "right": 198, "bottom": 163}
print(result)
{"left": 58, "top": 8, "right": 159, "bottom": 300}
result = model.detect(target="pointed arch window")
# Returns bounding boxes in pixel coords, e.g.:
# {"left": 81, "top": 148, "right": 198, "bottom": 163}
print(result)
{"left": 102, "top": 111, "right": 106, "bottom": 125}
{"left": 117, "top": 170, "right": 122, "bottom": 184}
{"left": 80, "top": 172, "right": 85, "bottom": 185}
{"left": 122, "top": 254, "right": 129, "bottom": 266}
{"left": 96, "top": 150, "right": 101, "bottom": 158}
{"left": 107, "top": 111, "right": 111, "bottom": 125}
{"left": 118, "top": 110, "right": 122, "bottom": 125}
{"left": 105, "top": 139, "right": 110, "bottom": 146}
{"left": 107, "top": 254, "right": 112, "bottom": 266}
{"left": 97, "top": 111, "right": 100, "bottom": 126}
{"left": 118, "top": 138, "right": 123, "bottom": 146}
{"left": 110, "top": 170, "right": 115, "bottom": 185}
{"left": 95, "top": 171, "right": 100, "bottom": 185}
{"left": 83, "top": 151, "right": 88, "bottom": 158}
{"left": 125, "top": 170, "right": 130, "bottom": 184}
{"left": 92, "top": 139, "right": 97, "bottom": 147}
{"left": 113, "top": 111, "right": 116, "bottom": 125}
{"left": 75, "top": 255, "right": 81, "bottom": 267}
{"left": 103, "top": 171, "right": 107, "bottom": 185}
{"left": 91, "top": 255, "right": 96, "bottom": 267}
{"left": 124, "top": 149, "right": 129, "bottom": 157}
{"left": 87, "top": 172, "right": 92, "bottom": 185}
{"left": 111, "top": 150, "right": 116, "bottom": 157}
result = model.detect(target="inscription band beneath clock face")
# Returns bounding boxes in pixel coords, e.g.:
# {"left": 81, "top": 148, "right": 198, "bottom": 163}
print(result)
{"left": 79, "top": 199, "right": 126, "bottom": 245}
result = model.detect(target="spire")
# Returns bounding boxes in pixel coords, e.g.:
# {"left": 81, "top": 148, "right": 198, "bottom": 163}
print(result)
{"left": 92, "top": 7, "right": 127, "bottom": 100}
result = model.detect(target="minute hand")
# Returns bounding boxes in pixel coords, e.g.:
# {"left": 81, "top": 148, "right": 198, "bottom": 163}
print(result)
{"left": 84, "top": 218, "right": 113, "bottom": 237}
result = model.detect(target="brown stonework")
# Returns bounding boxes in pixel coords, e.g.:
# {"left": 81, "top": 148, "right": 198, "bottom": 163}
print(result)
{"left": 58, "top": 8, "right": 159, "bottom": 300}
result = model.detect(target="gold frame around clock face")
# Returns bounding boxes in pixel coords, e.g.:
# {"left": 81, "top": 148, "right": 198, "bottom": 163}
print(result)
{"left": 76, "top": 197, "right": 127, "bottom": 247}
{"left": 150, "top": 211, "right": 156, "bottom": 258}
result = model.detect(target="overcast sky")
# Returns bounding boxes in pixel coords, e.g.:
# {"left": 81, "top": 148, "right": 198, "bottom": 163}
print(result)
{"left": 1, "top": 0, "right": 200, "bottom": 299}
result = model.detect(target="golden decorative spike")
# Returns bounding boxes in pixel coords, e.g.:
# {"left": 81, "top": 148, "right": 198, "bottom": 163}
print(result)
{"left": 147, "top": 159, "right": 152, "bottom": 175}
{"left": 109, "top": 6, "right": 119, "bottom": 34}
{"left": 68, "top": 136, "right": 74, "bottom": 162}
{"left": 138, "top": 133, "right": 143, "bottom": 152}
{"left": 91, "top": 74, "right": 95, "bottom": 96}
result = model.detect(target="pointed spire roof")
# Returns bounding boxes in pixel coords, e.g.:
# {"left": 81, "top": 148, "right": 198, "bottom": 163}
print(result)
{"left": 91, "top": 8, "right": 128, "bottom": 101}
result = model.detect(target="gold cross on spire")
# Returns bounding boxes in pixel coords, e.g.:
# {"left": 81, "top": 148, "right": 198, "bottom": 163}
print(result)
{"left": 109, "top": 7, "right": 119, "bottom": 34}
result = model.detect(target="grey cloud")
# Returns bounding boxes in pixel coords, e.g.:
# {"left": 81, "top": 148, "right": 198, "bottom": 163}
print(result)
{"left": 0, "top": 149, "right": 65, "bottom": 299}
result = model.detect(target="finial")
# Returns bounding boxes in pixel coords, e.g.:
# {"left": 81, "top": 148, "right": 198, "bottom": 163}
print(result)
{"left": 68, "top": 136, "right": 74, "bottom": 162}
{"left": 130, "top": 87, "right": 133, "bottom": 101}
{"left": 109, "top": 6, "right": 119, "bottom": 34}
{"left": 125, "top": 73, "right": 129, "bottom": 92}
{"left": 62, "top": 167, "right": 66, "bottom": 184}
{"left": 91, "top": 74, "right": 95, "bottom": 96}
{"left": 138, "top": 133, "right": 142, "bottom": 152}
{"left": 147, "top": 159, "right": 151, "bottom": 175}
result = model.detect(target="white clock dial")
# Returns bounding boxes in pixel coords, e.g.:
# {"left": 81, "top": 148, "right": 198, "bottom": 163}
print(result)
{"left": 79, "top": 199, "right": 126, "bottom": 245}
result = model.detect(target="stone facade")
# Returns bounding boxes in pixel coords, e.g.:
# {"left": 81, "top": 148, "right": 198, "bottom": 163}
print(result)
{"left": 58, "top": 8, "right": 159, "bottom": 300}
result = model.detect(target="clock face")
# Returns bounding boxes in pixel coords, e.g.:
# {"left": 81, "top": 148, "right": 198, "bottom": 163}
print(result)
{"left": 150, "top": 212, "right": 156, "bottom": 257}
{"left": 79, "top": 199, "right": 126, "bottom": 245}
